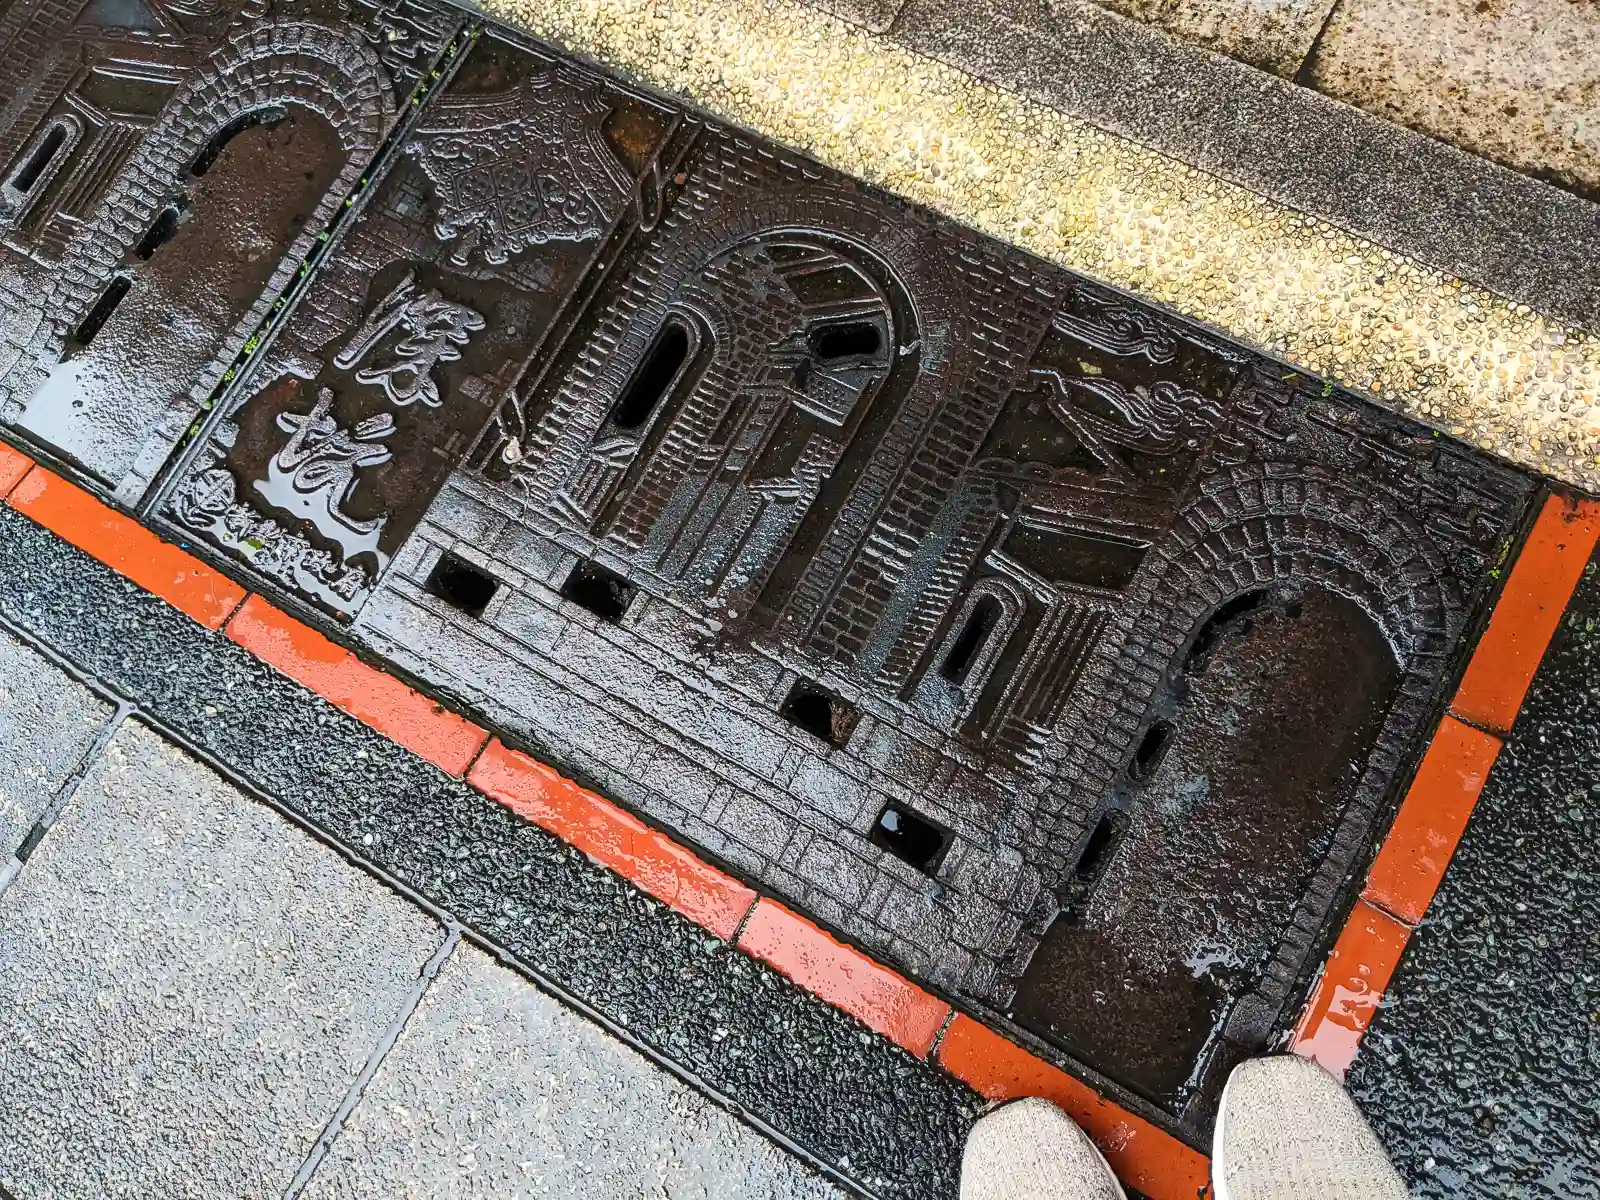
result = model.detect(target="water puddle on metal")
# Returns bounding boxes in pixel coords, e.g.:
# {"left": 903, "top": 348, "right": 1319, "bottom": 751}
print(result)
{"left": 0, "top": 0, "right": 1540, "bottom": 1140}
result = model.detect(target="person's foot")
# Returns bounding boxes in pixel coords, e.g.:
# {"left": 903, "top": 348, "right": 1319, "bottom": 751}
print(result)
{"left": 960, "top": 1096, "right": 1127, "bottom": 1200}
{"left": 1213, "top": 1055, "right": 1409, "bottom": 1200}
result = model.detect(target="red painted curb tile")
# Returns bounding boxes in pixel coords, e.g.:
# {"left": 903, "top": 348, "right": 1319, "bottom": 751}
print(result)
{"left": 938, "top": 1015, "right": 1211, "bottom": 1200}
{"left": 737, "top": 898, "right": 951, "bottom": 1058}
{"left": 0, "top": 445, "right": 32, "bottom": 496}
{"left": 470, "top": 739, "right": 756, "bottom": 940}
{"left": 1291, "top": 899, "right": 1412, "bottom": 1079}
{"left": 1453, "top": 493, "right": 1600, "bottom": 734}
{"left": 226, "top": 594, "right": 488, "bottom": 777}
{"left": 1364, "top": 716, "right": 1501, "bottom": 926}
{"left": 8, "top": 468, "right": 245, "bottom": 629}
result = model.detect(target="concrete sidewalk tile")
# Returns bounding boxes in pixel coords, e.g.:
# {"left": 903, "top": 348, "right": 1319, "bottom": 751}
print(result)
{"left": 0, "top": 720, "right": 441, "bottom": 1200}
{"left": 736, "top": 897, "right": 951, "bottom": 1058}
{"left": 300, "top": 943, "right": 842, "bottom": 1199}
{"left": 226, "top": 595, "right": 488, "bottom": 777}
{"left": 0, "top": 629, "right": 113, "bottom": 860}
{"left": 936, "top": 1015, "right": 1211, "bottom": 1200}
{"left": 1309, "top": 0, "right": 1600, "bottom": 197}
{"left": 7, "top": 468, "right": 246, "bottom": 629}
{"left": 1090, "top": 0, "right": 1335, "bottom": 76}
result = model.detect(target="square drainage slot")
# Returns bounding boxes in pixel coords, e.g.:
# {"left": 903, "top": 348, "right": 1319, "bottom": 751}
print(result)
{"left": 870, "top": 803, "right": 951, "bottom": 874}
{"left": 560, "top": 559, "right": 637, "bottom": 624}
{"left": 425, "top": 553, "right": 499, "bottom": 618}
{"left": 780, "top": 679, "right": 859, "bottom": 749}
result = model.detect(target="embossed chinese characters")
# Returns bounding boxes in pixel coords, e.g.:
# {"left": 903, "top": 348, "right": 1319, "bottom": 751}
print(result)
{"left": 0, "top": 0, "right": 461, "bottom": 499}
{"left": 161, "top": 30, "right": 674, "bottom": 612}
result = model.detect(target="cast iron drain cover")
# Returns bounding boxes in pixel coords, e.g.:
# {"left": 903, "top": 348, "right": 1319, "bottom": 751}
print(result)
{"left": 0, "top": 2, "right": 1537, "bottom": 1140}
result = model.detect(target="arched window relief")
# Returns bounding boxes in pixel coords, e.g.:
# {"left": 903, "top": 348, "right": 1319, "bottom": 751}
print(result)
{"left": 927, "top": 578, "right": 1024, "bottom": 716}
{"left": 0, "top": 115, "right": 83, "bottom": 224}
{"left": 608, "top": 315, "right": 696, "bottom": 431}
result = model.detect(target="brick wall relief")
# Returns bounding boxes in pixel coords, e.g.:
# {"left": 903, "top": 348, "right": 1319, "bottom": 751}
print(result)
{"left": 0, "top": 0, "right": 459, "bottom": 497}
{"left": 158, "top": 30, "right": 677, "bottom": 615}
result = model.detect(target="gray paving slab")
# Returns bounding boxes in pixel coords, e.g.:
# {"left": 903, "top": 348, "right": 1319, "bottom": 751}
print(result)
{"left": 1308, "top": 0, "right": 1600, "bottom": 199}
{"left": 302, "top": 944, "right": 844, "bottom": 1200}
{"left": 0, "top": 627, "right": 113, "bottom": 861}
{"left": 1350, "top": 552, "right": 1600, "bottom": 1197}
{"left": 1087, "top": 0, "right": 1334, "bottom": 76}
{"left": 887, "top": 0, "right": 1600, "bottom": 332}
{"left": 0, "top": 719, "right": 443, "bottom": 1200}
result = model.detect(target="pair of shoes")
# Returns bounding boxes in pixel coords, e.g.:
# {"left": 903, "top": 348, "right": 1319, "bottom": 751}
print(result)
{"left": 959, "top": 1055, "right": 1410, "bottom": 1200}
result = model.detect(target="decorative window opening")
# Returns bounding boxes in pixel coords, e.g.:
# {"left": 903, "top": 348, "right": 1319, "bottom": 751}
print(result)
{"left": 72, "top": 276, "right": 132, "bottom": 347}
{"left": 610, "top": 317, "right": 692, "bottom": 430}
{"left": 1, "top": 115, "right": 82, "bottom": 221}
{"left": 809, "top": 319, "right": 882, "bottom": 362}
{"left": 1074, "top": 808, "right": 1128, "bottom": 883}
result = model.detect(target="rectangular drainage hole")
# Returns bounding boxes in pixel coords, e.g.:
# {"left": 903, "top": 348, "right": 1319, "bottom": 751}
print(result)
{"left": 560, "top": 559, "right": 637, "bottom": 623}
{"left": 780, "top": 679, "right": 859, "bottom": 749}
{"left": 425, "top": 552, "right": 499, "bottom": 617}
{"left": 870, "top": 803, "right": 951, "bottom": 874}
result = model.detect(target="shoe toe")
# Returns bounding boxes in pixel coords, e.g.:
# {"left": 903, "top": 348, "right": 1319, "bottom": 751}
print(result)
{"left": 961, "top": 1097, "right": 1127, "bottom": 1200}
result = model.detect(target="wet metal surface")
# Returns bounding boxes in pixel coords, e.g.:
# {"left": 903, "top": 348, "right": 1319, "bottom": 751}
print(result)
{"left": 0, "top": 0, "right": 461, "bottom": 498}
{"left": 1351, "top": 551, "right": 1600, "bottom": 1198}
{"left": 0, "top": 0, "right": 1543, "bottom": 1142}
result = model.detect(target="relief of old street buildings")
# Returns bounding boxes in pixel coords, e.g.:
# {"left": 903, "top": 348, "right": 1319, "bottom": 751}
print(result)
{"left": 0, "top": 1, "right": 1538, "bottom": 1134}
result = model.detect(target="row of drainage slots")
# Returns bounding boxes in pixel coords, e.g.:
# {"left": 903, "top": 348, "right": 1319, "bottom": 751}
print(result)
{"left": 423, "top": 550, "right": 1147, "bottom": 888}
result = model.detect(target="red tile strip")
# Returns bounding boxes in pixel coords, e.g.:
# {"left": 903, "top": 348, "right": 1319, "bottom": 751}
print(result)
{"left": 7, "top": 467, "right": 245, "bottom": 629}
{"left": 0, "top": 465, "right": 1217, "bottom": 1200}
{"left": 470, "top": 739, "right": 757, "bottom": 941}
{"left": 939, "top": 1015, "right": 1211, "bottom": 1200}
{"left": 737, "top": 898, "right": 952, "bottom": 1058}
{"left": 0, "top": 444, "right": 32, "bottom": 496}
{"left": 226, "top": 594, "right": 488, "bottom": 777}
{"left": 1363, "top": 716, "right": 1501, "bottom": 926}
{"left": 1291, "top": 900, "right": 1411, "bottom": 1078}
{"left": 1452, "top": 494, "right": 1600, "bottom": 734}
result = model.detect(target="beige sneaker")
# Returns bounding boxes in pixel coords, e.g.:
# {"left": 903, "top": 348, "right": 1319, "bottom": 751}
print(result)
{"left": 960, "top": 1097, "right": 1127, "bottom": 1200}
{"left": 1213, "top": 1055, "right": 1410, "bottom": 1200}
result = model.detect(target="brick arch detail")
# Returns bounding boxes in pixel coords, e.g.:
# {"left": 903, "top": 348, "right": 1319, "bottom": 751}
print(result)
{"left": 972, "top": 461, "right": 1464, "bottom": 1008}
{"left": 30, "top": 19, "right": 396, "bottom": 494}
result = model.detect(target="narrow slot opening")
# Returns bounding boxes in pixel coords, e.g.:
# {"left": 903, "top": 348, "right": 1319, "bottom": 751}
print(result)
{"left": 610, "top": 319, "right": 689, "bottom": 430}
{"left": 134, "top": 205, "right": 182, "bottom": 260}
{"left": 780, "top": 679, "right": 859, "bottom": 749}
{"left": 10, "top": 122, "right": 69, "bottom": 194}
{"left": 425, "top": 553, "right": 499, "bottom": 618}
{"left": 1130, "top": 719, "right": 1174, "bottom": 782}
{"left": 1074, "top": 809, "right": 1128, "bottom": 882}
{"left": 72, "top": 276, "right": 131, "bottom": 347}
{"left": 560, "top": 559, "right": 637, "bottom": 624}
{"left": 809, "top": 320, "right": 881, "bottom": 362}
{"left": 870, "top": 803, "right": 952, "bottom": 874}
{"left": 191, "top": 106, "right": 285, "bottom": 177}
{"left": 939, "top": 594, "right": 1001, "bottom": 685}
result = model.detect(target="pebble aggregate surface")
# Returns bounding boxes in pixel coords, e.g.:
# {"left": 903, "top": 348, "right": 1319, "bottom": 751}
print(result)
{"left": 488, "top": 0, "right": 1600, "bottom": 491}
